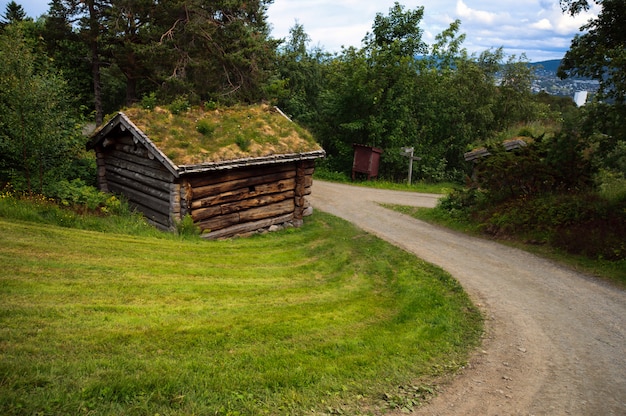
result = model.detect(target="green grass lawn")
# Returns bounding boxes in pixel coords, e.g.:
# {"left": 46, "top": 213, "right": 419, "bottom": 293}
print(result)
{"left": 0, "top": 208, "right": 481, "bottom": 415}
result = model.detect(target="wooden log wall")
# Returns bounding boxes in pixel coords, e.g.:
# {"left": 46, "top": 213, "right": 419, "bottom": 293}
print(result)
{"left": 95, "top": 130, "right": 318, "bottom": 237}
{"left": 98, "top": 135, "right": 176, "bottom": 230}
{"left": 294, "top": 160, "right": 316, "bottom": 224}
{"left": 185, "top": 160, "right": 316, "bottom": 239}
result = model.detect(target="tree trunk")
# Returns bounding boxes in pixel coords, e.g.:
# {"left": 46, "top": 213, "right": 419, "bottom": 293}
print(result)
{"left": 126, "top": 76, "right": 137, "bottom": 106}
{"left": 88, "top": 0, "right": 103, "bottom": 126}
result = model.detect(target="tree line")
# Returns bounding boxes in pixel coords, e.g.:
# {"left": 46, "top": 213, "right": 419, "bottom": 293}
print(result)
{"left": 0, "top": 0, "right": 624, "bottom": 193}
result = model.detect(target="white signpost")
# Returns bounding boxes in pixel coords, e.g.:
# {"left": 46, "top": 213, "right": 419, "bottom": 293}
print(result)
{"left": 401, "top": 147, "right": 421, "bottom": 185}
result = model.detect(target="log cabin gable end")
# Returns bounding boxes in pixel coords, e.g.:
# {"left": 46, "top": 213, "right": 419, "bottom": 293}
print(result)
{"left": 87, "top": 112, "right": 180, "bottom": 179}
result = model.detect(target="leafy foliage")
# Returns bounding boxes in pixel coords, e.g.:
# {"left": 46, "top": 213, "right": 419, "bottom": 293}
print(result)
{"left": 42, "top": 0, "right": 279, "bottom": 121}
{"left": 274, "top": 5, "right": 547, "bottom": 183}
{"left": 438, "top": 124, "right": 626, "bottom": 260}
{"left": 0, "top": 24, "right": 85, "bottom": 194}
{"left": 472, "top": 133, "right": 595, "bottom": 203}
{"left": 558, "top": 0, "right": 626, "bottom": 103}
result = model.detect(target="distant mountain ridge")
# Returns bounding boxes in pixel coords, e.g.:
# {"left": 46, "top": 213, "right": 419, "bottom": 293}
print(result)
{"left": 529, "top": 59, "right": 562, "bottom": 72}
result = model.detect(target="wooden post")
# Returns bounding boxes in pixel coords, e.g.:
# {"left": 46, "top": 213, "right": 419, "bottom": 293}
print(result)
{"left": 401, "top": 147, "right": 421, "bottom": 186}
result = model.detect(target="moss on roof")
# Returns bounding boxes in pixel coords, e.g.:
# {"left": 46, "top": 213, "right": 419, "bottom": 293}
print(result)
{"left": 121, "top": 104, "right": 322, "bottom": 166}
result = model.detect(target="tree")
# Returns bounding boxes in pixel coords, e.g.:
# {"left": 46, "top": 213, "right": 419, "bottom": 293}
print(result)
{"left": 44, "top": 0, "right": 109, "bottom": 125}
{"left": 558, "top": 0, "right": 626, "bottom": 103}
{"left": 0, "top": 24, "right": 82, "bottom": 193}
{"left": 495, "top": 54, "right": 540, "bottom": 128}
{"left": 559, "top": 0, "right": 601, "bottom": 15}
{"left": 559, "top": 0, "right": 626, "bottom": 178}
{"left": 154, "top": 0, "right": 279, "bottom": 104}
{"left": 275, "top": 22, "right": 329, "bottom": 124}
{"left": 99, "top": 0, "right": 157, "bottom": 106}
{"left": 1, "top": 1, "right": 28, "bottom": 26}
{"left": 43, "top": 0, "right": 93, "bottom": 115}
{"left": 43, "top": 0, "right": 279, "bottom": 114}
{"left": 311, "top": 4, "right": 535, "bottom": 181}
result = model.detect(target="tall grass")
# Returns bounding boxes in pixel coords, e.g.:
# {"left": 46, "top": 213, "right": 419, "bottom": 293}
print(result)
{"left": 0, "top": 200, "right": 482, "bottom": 415}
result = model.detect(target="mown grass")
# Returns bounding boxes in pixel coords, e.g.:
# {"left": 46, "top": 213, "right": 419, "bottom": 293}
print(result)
{"left": 0, "top": 199, "right": 482, "bottom": 415}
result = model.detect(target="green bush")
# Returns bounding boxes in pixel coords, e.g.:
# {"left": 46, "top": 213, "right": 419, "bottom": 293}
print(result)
{"left": 596, "top": 169, "right": 626, "bottom": 203}
{"left": 168, "top": 96, "right": 190, "bottom": 115}
{"left": 472, "top": 132, "right": 595, "bottom": 204}
{"left": 175, "top": 214, "right": 200, "bottom": 238}
{"left": 235, "top": 135, "right": 251, "bottom": 151}
{"left": 551, "top": 216, "right": 626, "bottom": 260}
{"left": 0, "top": 187, "right": 161, "bottom": 236}
{"left": 196, "top": 119, "right": 215, "bottom": 136}
{"left": 46, "top": 179, "right": 105, "bottom": 210}
{"left": 443, "top": 190, "right": 626, "bottom": 260}
{"left": 45, "top": 179, "right": 126, "bottom": 215}
{"left": 437, "top": 188, "right": 486, "bottom": 221}
{"left": 204, "top": 100, "right": 218, "bottom": 111}
{"left": 140, "top": 92, "right": 158, "bottom": 110}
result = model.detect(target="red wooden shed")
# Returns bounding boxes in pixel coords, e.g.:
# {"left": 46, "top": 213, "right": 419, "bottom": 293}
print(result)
{"left": 352, "top": 144, "right": 383, "bottom": 180}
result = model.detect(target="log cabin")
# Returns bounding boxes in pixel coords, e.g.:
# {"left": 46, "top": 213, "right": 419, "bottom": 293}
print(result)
{"left": 87, "top": 104, "right": 325, "bottom": 239}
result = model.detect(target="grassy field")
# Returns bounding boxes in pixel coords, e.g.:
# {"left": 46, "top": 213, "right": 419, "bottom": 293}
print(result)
{"left": 0, "top": 202, "right": 482, "bottom": 415}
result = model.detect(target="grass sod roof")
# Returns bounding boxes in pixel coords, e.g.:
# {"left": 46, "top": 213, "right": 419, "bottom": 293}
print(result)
{"left": 118, "top": 104, "right": 323, "bottom": 167}
{"left": 464, "top": 137, "right": 529, "bottom": 161}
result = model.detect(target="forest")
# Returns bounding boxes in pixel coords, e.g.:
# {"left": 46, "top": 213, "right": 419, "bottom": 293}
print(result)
{"left": 0, "top": 0, "right": 625, "bottom": 260}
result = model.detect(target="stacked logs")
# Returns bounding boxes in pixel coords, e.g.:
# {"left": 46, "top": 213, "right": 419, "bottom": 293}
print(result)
{"left": 183, "top": 160, "right": 315, "bottom": 239}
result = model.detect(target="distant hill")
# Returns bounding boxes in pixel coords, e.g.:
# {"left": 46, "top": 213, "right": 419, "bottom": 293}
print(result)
{"left": 529, "top": 59, "right": 562, "bottom": 72}
{"left": 526, "top": 59, "right": 599, "bottom": 97}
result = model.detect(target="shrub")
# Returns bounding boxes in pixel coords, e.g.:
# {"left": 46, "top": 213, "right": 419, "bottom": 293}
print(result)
{"left": 140, "top": 92, "right": 158, "bottom": 110}
{"left": 596, "top": 169, "right": 626, "bottom": 203}
{"left": 472, "top": 131, "right": 595, "bottom": 204}
{"left": 45, "top": 179, "right": 126, "bottom": 215}
{"left": 437, "top": 188, "right": 487, "bottom": 221}
{"left": 204, "top": 100, "right": 218, "bottom": 111}
{"left": 235, "top": 135, "right": 251, "bottom": 151}
{"left": 168, "top": 96, "right": 190, "bottom": 115}
{"left": 176, "top": 214, "right": 200, "bottom": 238}
{"left": 196, "top": 119, "right": 215, "bottom": 136}
{"left": 551, "top": 216, "right": 626, "bottom": 260}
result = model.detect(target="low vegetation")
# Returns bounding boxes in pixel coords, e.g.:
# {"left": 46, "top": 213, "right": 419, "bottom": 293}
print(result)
{"left": 119, "top": 104, "right": 322, "bottom": 166}
{"left": 314, "top": 168, "right": 457, "bottom": 194}
{"left": 0, "top": 195, "right": 482, "bottom": 415}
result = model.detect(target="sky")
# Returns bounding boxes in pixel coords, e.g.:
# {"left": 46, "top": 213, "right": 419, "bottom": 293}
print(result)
{"left": 2, "top": 0, "right": 600, "bottom": 62}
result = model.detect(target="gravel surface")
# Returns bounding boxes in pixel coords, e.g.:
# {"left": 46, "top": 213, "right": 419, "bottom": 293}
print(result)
{"left": 310, "top": 181, "right": 626, "bottom": 416}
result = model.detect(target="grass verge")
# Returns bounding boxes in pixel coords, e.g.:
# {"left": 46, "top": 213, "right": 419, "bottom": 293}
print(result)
{"left": 385, "top": 204, "right": 626, "bottom": 287}
{"left": 313, "top": 169, "right": 457, "bottom": 194}
{"left": 0, "top": 203, "right": 482, "bottom": 415}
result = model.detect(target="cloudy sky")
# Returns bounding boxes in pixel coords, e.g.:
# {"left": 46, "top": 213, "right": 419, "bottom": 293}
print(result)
{"left": 3, "top": 0, "right": 599, "bottom": 62}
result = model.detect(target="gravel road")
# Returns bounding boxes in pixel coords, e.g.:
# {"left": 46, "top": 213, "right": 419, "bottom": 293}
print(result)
{"left": 309, "top": 180, "right": 626, "bottom": 416}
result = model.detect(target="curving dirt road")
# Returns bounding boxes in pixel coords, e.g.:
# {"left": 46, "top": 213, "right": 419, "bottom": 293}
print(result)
{"left": 310, "top": 181, "right": 626, "bottom": 416}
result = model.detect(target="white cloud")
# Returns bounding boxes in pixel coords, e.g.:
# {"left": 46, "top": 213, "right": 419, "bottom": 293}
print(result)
{"left": 1, "top": 0, "right": 602, "bottom": 62}
{"left": 531, "top": 18, "right": 552, "bottom": 30}
{"left": 455, "top": 0, "right": 503, "bottom": 25}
